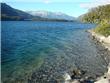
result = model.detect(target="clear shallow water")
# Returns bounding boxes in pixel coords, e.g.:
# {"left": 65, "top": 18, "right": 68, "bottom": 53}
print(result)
{"left": 1, "top": 21, "right": 107, "bottom": 83}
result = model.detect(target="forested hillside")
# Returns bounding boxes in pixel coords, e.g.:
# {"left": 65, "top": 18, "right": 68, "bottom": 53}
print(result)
{"left": 1, "top": 3, "right": 35, "bottom": 20}
{"left": 80, "top": 4, "right": 110, "bottom": 36}
{"left": 81, "top": 4, "right": 110, "bottom": 23}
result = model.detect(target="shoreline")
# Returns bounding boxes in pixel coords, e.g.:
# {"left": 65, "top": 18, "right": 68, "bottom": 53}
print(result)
{"left": 88, "top": 30, "right": 110, "bottom": 51}
{"left": 63, "top": 30, "right": 110, "bottom": 83}
{"left": 88, "top": 30, "right": 110, "bottom": 83}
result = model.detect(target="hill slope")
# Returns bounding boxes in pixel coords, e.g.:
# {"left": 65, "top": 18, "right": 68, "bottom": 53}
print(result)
{"left": 1, "top": 3, "right": 41, "bottom": 21}
{"left": 80, "top": 4, "right": 110, "bottom": 36}
{"left": 80, "top": 4, "right": 110, "bottom": 23}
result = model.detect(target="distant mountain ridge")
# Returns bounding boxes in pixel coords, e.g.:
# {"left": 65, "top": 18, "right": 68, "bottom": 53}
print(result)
{"left": 1, "top": 3, "right": 76, "bottom": 21}
{"left": 27, "top": 11, "right": 75, "bottom": 20}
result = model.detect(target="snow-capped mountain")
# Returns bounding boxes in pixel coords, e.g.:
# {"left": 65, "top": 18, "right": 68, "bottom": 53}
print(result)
{"left": 26, "top": 11, "right": 75, "bottom": 20}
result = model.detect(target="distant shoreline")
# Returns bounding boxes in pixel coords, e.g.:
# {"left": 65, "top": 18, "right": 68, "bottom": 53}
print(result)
{"left": 1, "top": 20, "right": 76, "bottom": 22}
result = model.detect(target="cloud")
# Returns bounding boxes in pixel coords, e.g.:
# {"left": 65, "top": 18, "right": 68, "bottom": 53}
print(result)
{"left": 42, "top": 0, "right": 51, "bottom": 4}
{"left": 80, "top": 0, "right": 110, "bottom": 9}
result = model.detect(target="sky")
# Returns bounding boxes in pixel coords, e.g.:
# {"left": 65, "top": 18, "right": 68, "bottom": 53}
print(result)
{"left": 1, "top": 0, "right": 110, "bottom": 17}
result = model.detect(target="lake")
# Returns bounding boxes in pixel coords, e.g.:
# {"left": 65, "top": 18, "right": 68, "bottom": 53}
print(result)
{"left": 1, "top": 21, "right": 108, "bottom": 83}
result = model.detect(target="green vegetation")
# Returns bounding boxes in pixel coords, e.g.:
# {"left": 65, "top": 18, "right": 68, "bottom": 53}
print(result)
{"left": 80, "top": 4, "right": 110, "bottom": 36}
{"left": 94, "top": 20, "right": 110, "bottom": 37}
{"left": 81, "top": 4, "right": 110, "bottom": 23}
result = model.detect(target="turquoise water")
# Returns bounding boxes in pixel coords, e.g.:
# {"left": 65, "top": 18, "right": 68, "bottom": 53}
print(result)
{"left": 1, "top": 21, "right": 107, "bottom": 83}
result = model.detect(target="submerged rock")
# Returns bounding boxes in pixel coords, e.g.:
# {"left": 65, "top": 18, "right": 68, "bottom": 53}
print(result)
{"left": 63, "top": 69, "right": 95, "bottom": 83}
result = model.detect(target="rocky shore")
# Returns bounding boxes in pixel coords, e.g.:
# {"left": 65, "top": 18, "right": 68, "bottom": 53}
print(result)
{"left": 88, "top": 30, "right": 110, "bottom": 83}
{"left": 95, "top": 65, "right": 110, "bottom": 83}
{"left": 62, "top": 30, "right": 110, "bottom": 83}
{"left": 63, "top": 66, "right": 110, "bottom": 83}
{"left": 88, "top": 30, "right": 110, "bottom": 51}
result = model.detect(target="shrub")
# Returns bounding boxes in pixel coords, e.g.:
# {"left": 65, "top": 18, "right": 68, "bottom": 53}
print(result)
{"left": 94, "top": 20, "right": 110, "bottom": 37}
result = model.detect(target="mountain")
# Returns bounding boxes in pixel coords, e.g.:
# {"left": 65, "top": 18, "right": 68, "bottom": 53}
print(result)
{"left": 1, "top": 3, "right": 75, "bottom": 21}
{"left": 1, "top": 3, "right": 41, "bottom": 21}
{"left": 27, "top": 11, "right": 75, "bottom": 21}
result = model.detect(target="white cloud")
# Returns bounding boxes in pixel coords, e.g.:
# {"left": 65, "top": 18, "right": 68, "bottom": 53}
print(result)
{"left": 80, "top": 0, "right": 110, "bottom": 9}
{"left": 42, "top": 0, "right": 51, "bottom": 4}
